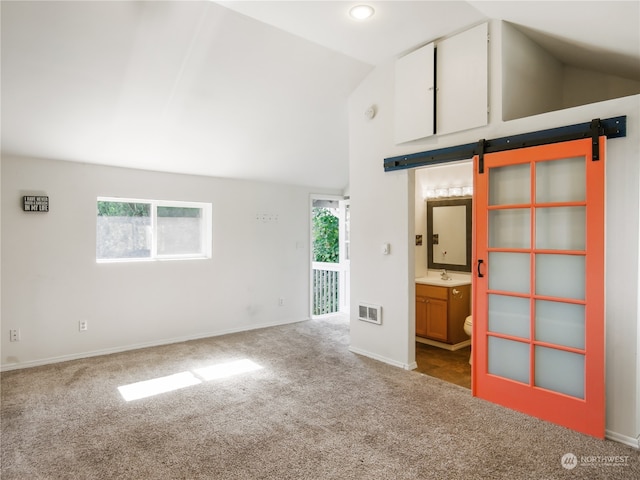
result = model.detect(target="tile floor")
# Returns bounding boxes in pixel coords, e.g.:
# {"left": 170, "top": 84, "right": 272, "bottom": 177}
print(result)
{"left": 414, "top": 342, "right": 471, "bottom": 389}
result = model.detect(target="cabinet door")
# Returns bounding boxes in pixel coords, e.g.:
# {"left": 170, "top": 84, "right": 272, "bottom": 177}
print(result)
{"left": 426, "top": 298, "right": 448, "bottom": 341}
{"left": 416, "top": 297, "right": 428, "bottom": 337}
{"left": 448, "top": 285, "right": 472, "bottom": 344}
{"left": 394, "top": 42, "right": 435, "bottom": 144}
{"left": 436, "top": 22, "right": 488, "bottom": 134}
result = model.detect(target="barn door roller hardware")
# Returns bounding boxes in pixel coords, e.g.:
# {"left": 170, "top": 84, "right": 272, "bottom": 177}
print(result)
{"left": 590, "top": 118, "right": 604, "bottom": 161}
{"left": 383, "top": 115, "right": 626, "bottom": 173}
{"left": 477, "top": 139, "right": 486, "bottom": 175}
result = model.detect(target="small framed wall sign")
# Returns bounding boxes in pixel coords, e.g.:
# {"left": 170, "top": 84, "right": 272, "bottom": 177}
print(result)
{"left": 23, "top": 196, "right": 49, "bottom": 212}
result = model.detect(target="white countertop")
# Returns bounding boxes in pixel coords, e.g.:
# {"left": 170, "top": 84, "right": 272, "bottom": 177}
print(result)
{"left": 416, "top": 273, "right": 472, "bottom": 287}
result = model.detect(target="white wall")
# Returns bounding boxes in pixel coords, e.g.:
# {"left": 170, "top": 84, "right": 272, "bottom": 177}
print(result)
{"left": 347, "top": 58, "right": 416, "bottom": 370}
{"left": 1, "top": 155, "right": 337, "bottom": 370}
{"left": 563, "top": 66, "right": 640, "bottom": 110}
{"left": 502, "top": 22, "right": 563, "bottom": 121}
{"left": 348, "top": 19, "right": 640, "bottom": 445}
{"left": 502, "top": 22, "right": 640, "bottom": 122}
{"left": 0, "top": 156, "right": 2, "bottom": 363}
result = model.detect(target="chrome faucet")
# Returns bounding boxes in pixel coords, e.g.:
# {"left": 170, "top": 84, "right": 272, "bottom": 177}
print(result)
{"left": 441, "top": 269, "right": 451, "bottom": 280}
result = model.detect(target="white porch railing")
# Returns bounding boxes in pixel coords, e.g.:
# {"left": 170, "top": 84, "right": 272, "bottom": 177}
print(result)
{"left": 312, "top": 262, "right": 340, "bottom": 316}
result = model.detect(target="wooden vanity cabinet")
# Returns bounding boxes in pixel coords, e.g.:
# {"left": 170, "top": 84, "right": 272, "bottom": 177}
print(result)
{"left": 415, "top": 283, "right": 471, "bottom": 344}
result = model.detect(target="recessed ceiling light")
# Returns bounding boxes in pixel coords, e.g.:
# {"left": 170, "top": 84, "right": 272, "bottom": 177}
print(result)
{"left": 349, "top": 5, "right": 375, "bottom": 21}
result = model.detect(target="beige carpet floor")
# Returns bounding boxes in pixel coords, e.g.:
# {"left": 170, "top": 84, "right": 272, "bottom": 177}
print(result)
{"left": 2, "top": 315, "right": 638, "bottom": 479}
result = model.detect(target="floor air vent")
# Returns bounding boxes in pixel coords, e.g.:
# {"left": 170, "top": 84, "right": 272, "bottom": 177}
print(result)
{"left": 358, "top": 303, "right": 382, "bottom": 325}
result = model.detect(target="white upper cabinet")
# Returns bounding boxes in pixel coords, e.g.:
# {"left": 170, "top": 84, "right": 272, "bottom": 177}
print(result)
{"left": 436, "top": 23, "right": 488, "bottom": 135}
{"left": 394, "top": 42, "right": 435, "bottom": 144}
{"left": 394, "top": 23, "right": 488, "bottom": 143}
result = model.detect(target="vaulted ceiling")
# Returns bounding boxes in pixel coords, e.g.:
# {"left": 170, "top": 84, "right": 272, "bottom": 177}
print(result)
{"left": 2, "top": 1, "right": 639, "bottom": 190}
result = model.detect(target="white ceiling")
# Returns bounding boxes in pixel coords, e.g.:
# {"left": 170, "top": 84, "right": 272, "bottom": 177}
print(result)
{"left": 2, "top": 1, "right": 639, "bottom": 190}
{"left": 218, "top": 1, "right": 486, "bottom": 65}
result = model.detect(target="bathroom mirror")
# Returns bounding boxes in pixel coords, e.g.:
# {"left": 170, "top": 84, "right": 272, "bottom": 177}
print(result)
{"left": 427, "top": 198, "right": 472, "bottom": 272}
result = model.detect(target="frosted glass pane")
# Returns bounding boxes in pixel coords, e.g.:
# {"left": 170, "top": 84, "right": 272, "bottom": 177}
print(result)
{"left": 536, "top": 254, "right": 585, "bottom": 300}
{"left": 96, "top": 201, "right": 151, "bottom": 259}
{"left": 488, "top": 252, "right": 530, "bottom": 294}
{"left": 157, "top": 208, "right": 204, "bottom": 256}
{"left": 535, "top": 346, "right": 584, "bottom": 399}
{"left": 536, "top": 157, "right": 585, "bottom": 203}
{"left": 535, "top": 300, "right": 585, "bottom": 349}
{"left": 488, "top": 337, "right": 529, "bottom": 384}
{"left": 488, "top": 295, "right": 530, "bottom": 339}
{"left": 536, "top": 207, "right": 585, "bottom": 250}
{"left": 489, "top": 209, "right": 530, "bottom": 248}
{"left": 489, "top": 163, "right": 530, "bottom": 206}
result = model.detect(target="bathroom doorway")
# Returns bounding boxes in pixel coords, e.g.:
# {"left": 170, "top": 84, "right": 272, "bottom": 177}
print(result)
{"left": 414, "top": 161, "right": 473, "bottom": 389}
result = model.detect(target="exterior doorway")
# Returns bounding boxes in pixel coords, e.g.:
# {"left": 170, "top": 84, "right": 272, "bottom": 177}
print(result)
{"left": 310, "top": 196, "right": 350, "bottom": 317}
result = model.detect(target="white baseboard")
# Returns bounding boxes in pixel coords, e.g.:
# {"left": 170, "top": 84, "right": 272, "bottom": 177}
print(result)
{"left": 605, "top": 430, "right": 640, "bottom": 449}
{"left": 349, "top": 345, "right": 416, "bottom": 370}
{"left": 416, "top": 337, "right": 471, "bottom": 351}
{"left": 0, "top": 317, "right": 309, "bottom": 372}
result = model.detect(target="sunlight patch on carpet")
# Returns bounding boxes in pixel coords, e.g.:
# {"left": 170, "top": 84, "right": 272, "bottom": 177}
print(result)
{"left": 118, "top": 372, "right": 202, "bottom": 401}
{"left": 118, "top": 359, "right": 264, "bottom": 401}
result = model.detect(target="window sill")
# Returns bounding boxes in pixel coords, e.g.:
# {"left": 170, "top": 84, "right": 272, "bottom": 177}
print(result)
{"left": 96, "top": 255, "right": 211, "bottom": 264}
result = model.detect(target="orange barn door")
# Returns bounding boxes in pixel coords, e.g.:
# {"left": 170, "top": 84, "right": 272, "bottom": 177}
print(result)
{"left": 473, "top": 137, "right": 605, "bottom": 438}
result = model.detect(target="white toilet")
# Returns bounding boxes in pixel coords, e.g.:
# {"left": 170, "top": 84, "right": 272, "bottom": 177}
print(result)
{"left": 463, "top": 315, "right": 473, "bottom": 365}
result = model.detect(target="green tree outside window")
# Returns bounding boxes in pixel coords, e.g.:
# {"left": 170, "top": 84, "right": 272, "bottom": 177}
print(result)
{"left": 313, "top": 208, "right": 339, "bottom": 263}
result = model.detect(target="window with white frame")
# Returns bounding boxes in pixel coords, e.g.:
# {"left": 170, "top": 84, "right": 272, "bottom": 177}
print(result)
{"left": 96, "top": 198, "right": 212, "bottom": 262}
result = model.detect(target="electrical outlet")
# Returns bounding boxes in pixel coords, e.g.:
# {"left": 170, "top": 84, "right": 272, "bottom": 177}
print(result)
{"left": 278, "top": 298, "right": 285, "bottom": 306}
{"left": 79, "top": 321, "right": 88, "bottom": 332}
{"left": 9, "top": 329, "right": 20, "bottom": 342}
